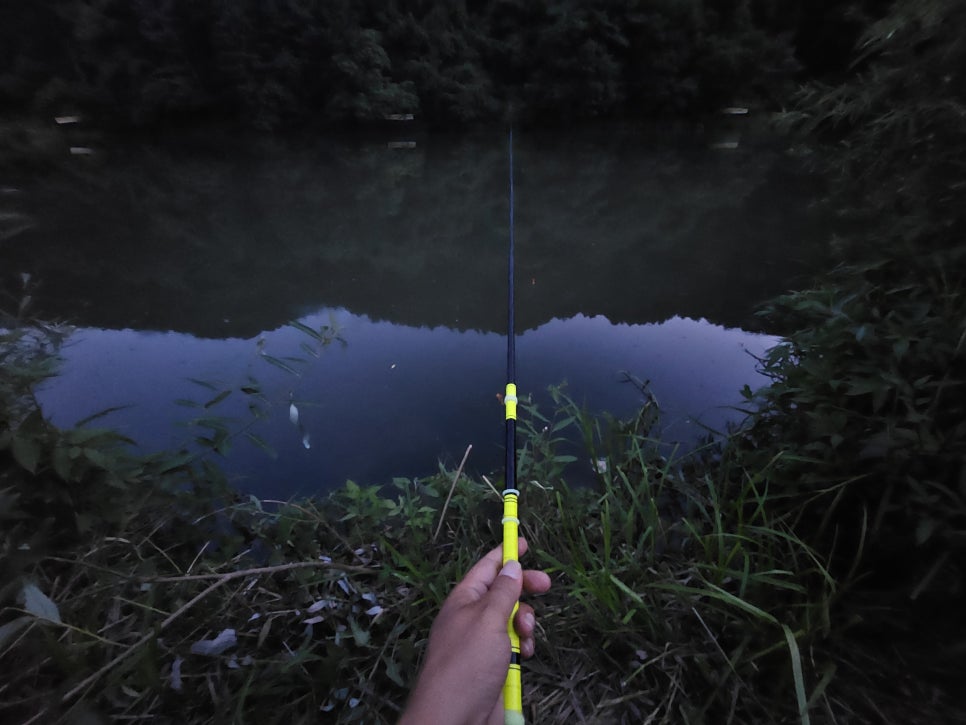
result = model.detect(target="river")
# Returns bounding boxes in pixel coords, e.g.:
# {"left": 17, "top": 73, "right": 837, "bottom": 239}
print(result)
{"left": 1, "top": 123, "right": 827, "bottom": 497}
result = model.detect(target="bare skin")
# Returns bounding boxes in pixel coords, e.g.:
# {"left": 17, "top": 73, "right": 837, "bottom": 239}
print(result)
{"left": 398, "top": 538, "right": 552, "bottom": 725}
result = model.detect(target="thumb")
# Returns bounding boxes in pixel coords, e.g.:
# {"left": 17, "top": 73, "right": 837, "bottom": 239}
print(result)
{"left": 484, "top": 560, "right": 523, "bottom": 622}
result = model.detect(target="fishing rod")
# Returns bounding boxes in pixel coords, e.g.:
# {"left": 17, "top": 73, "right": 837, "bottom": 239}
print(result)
{"left": 501, "top": 127, "right": 524, "bottom": 725}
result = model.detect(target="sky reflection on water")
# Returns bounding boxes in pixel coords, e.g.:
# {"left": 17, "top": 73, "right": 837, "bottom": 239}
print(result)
{"left": 37, "top": 309, "right": 777, "bottom": 498}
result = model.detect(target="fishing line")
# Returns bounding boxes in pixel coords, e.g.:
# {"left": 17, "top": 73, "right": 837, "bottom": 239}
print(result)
{"left": 501, "top": 127, "right": 524, "bottom": 725}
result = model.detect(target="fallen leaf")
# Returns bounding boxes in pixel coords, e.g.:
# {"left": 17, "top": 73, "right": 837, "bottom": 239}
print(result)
{"left": 20, "top": 583, "right": 62, "bottom": 624}
{"left": 190, "top": 629, "right": 237, "bottom": 656}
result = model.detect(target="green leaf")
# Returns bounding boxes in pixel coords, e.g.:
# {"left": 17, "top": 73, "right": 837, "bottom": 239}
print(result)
{"left": 349, "top": 617, "right": 370, "bottom": 647}
{"left": 244, "top": 432, "right": 277, "bottom": 459}
{"left": 846, "top": 378, "right": 886, "bottom": 396}
{"left": 915, "top": 518, "right": 939, "bottom": 546}
{"left": 82, "top": 447, "right": 115, "bottom": 470}
{"left": 157, "top": 451, "right": 196, "bottom": 474}
{"left": 187, "top": 377, "right": 220, "bottom": 391}
{"left": 204, "top": 390, "right": 232, "bottom": 409}
{"left": 192, "top": 416, "right": 231, "bottom": 433}
{"left": 385, "top": 657, "right": 405, "bottom": 687}
{"left": 300, "top": 342, "right": 320, "bottom": 358}
{"left": 609, "top": 574, "right": 645, "bottom": 606}
{"left": 783, "top": 624, "right": 810, "bottom": 725}
{"left": 551, "top": 416, "right": 576, "bottom": 433}
{"left": 73, "top": 406, "right": 131, "bottom": 427}
{"left": 0, "top": 617, "right": 30, "bottom": 648}
{"left": 213, "top": 430, "right": 232, "bottom": 457}
{"left": 655, "top": 582, "right": 779, "bottom": 625}
{"left": 288, "top": 320, "right": 326, "bottom": 342}
{"left": 260, "top": 354, "right": 301, "bottom": 376}
{"left": 65, "top": 427, "right": 133, "bottom": 446}
{"left": 11, "top": 435, "right": 41, "bottom": 473}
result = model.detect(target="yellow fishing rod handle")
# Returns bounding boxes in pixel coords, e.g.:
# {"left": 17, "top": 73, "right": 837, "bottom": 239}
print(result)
{"left": 502, "top": 490, "right": 524, "bottom": 725}
{"left": 505, "top": 384, "right": 518, "bottom": 420}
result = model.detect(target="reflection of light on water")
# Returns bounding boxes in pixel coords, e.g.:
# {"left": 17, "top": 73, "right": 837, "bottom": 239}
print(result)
{"left": 36, "top": 310, "right": 778, "bottom": 499}
{"left": 519, "top": 314, "right": 778, "bottom": 443}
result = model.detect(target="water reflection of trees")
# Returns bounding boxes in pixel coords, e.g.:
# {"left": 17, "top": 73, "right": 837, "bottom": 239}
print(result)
{"left": 2, "top": 126, "right": 826, "bottom": 338}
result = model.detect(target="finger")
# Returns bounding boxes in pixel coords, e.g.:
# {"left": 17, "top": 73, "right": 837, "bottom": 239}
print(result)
{"left": 520, "top": 634, "right": 535, "bottom": 659}
{"left": 522, "top": 569, "right": 552, "bottom": 595}
{"left": 450, "top": 544, "right": 504, "bottom": 604}
{"left": 482, "top": 560, "right": 524, "bottom": 624}
{"left": 451, "top": 538, "right": 530, "bottom": 604}
{"left": 513, "top": 605, "right": 537, "bottom": 659}
{"left": 513, "top": 603, "right": 535, "bottom": 638}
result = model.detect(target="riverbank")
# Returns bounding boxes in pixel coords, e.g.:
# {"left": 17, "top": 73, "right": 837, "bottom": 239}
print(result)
{"left": 1, "top": 320, "right": 961, "bottom": 723}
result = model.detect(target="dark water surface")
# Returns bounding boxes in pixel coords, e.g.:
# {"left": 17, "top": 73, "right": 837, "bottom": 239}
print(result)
{"left": 3, "top": 125, "right": 826, "bottom": 498}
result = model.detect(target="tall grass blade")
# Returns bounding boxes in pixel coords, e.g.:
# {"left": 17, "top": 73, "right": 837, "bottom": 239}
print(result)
{"left": 73, "top": 405, "right": 132, "bottom": 427}
{"left": 782, "top": 624, "right": 810, "bottom": 725}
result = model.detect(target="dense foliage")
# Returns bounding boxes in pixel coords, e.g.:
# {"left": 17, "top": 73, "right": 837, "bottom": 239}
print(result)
{"left": 1, "top": 0, "right": 886, "bottom": 129}
{"left": 733, "top": 0, "right": 966, "bottom": 693}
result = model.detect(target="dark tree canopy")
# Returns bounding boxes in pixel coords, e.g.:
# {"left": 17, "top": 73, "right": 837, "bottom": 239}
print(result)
{"left": 0, "top": 0, "right": 887, "bottom": 129}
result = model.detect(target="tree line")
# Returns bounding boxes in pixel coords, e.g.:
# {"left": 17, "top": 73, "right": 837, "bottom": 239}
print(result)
{"left": 0, "top": 0, "right": 889, "bottom": 129}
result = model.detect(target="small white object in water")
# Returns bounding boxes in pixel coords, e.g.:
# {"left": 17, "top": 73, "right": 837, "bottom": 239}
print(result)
{"left": 289, "top": 402, "right": 299, "bottom": 426}
{"left": 55, "top": 115, "right": 82, "bottom": 124}
{"left": 302, "top": 433, "right": 311, "bottom": 449}
{"left": 69, "top": 146, "right": 95, "bottom": 155}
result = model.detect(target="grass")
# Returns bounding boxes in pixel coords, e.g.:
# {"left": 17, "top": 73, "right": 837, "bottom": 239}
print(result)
{"left": 3, "top": 318, "right": 959, "bottom": 724}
